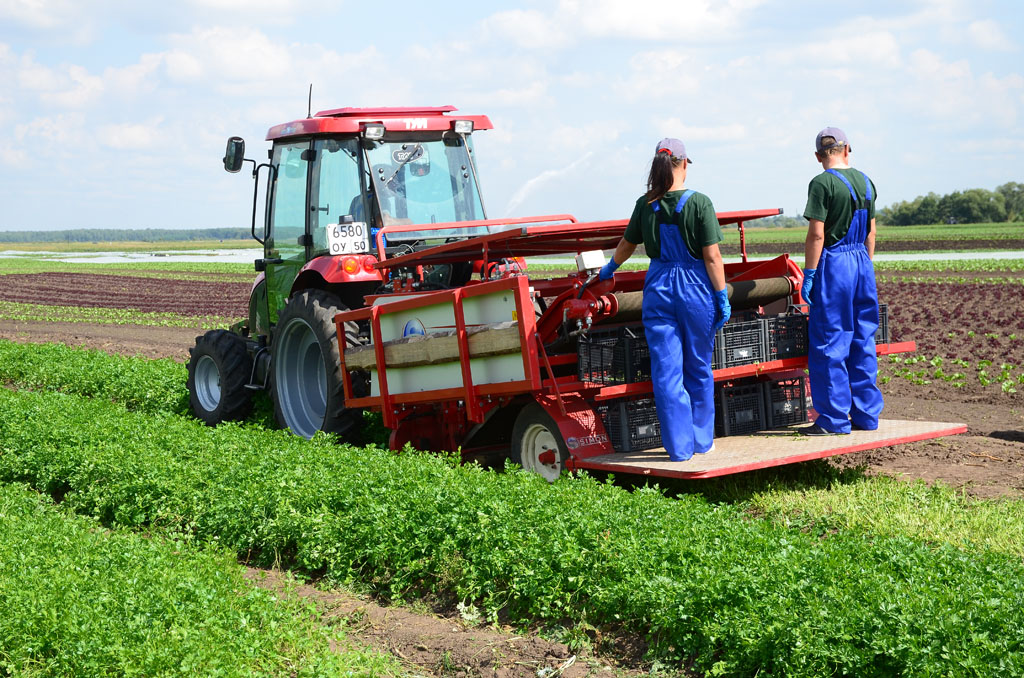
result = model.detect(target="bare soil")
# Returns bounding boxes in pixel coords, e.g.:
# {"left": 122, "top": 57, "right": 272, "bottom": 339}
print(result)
{"left": 0, "top": 272, "right": 250, "bottom": 317}
{"left": 0, "top": 320, "right": 199, "bottom": 361}
{"left": 245, "top": 568, "right": 647, "bottom": 678}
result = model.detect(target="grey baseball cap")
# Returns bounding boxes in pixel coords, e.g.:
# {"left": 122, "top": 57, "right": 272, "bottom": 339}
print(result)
{"left": 656, "top": 137, "right": 691, "bottom": 162}
{"left": 815, "top": 127, "right": 849, "bottom": 152}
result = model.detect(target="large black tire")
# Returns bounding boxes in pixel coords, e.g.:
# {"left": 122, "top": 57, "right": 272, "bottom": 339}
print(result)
{"left": 511, "top": 403, "right": 567, "bottom": 483}
{"left": 270, "top": 289, "right": 362, "bottom": 440}
{"left": 187, "top": 329, "right": 254, "bottom": 425}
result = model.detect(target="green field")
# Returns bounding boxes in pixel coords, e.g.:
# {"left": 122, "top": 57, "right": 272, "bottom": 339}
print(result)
{"left": 721, "top": 221, "right": 1024, "bottom": 245}
{"left": 2, "top": 340, "right": 1024, "bottom": 676}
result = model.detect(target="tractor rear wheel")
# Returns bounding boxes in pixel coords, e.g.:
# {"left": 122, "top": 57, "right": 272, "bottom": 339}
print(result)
{"left": 511, "top": 403, "right": 567, "bottom": 482}
{"left": 271, "top": 289, "right": 362, "bottom": 440}
{"left": 187, "top": 329, "right": 254, "bottom": 425}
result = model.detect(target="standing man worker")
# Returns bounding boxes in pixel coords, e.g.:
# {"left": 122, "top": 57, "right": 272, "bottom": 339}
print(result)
{"left": 801, "top": 127, "right": 884, "bottom": 435}
{"left": 599, "top": 138, "right": 730, "bottom": 461}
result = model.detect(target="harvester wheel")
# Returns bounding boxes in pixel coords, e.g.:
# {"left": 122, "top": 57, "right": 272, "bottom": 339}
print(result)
{"left": 511, "top": 403, "right": 567, "bottom": 483}
{"left": 187, "top": 329, "right": 254, "bottom": 425}
{"left": 270, "top": 289, "right": 362, "bottom": 440}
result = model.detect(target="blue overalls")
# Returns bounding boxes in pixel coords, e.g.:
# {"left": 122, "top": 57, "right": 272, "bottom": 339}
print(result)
{"left": 807, "top": 170, "right": 884, "bottom": 433}
{"left": 643, "top": 191, "right": 716, "bottom": 461}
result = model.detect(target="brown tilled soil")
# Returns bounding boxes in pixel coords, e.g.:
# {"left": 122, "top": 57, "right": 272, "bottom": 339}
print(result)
{"left": 0, "top": 272, "right": 250, "bottom": 317}
{"left": 244, "top": 568, "right": 647, "bottom": 678}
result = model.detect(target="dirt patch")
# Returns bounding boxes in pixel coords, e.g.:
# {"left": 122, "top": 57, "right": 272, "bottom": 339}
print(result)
{"left": 0, "top": 320, "right": 200, "bottom": 361}
{"left": 0, "top": 272, "right": 250, "bottom": 317}
{"left": 245, "top": 568, "right": 649, "bottom": 678}
{"left": 834, "top": 375, "right": 1024, "bottom": 498}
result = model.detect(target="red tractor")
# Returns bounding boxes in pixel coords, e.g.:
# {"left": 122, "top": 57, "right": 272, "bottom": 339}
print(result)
{"left": 189, "top": 105, "right": 963, "bottom": 480}
{"left": 189, "top": 106, "right": 499, "bottom": 438}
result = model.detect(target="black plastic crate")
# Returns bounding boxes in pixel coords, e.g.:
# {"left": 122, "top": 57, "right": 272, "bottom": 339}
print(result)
{"left": 715, "top": 319, "right": 768, "bottom": 368}
{"left": 599, "top": 397, "right": 662, "bottom": 453}
{"left": 765, "top": 313, "right": 808, "bottom": 360}
{"left": 876, "top": 303, "right": 890, "bottom": 344}
{"left": 578, "top": 325, "right": 651, "bottom": 385}
{"left": 762, "top": 377, "right": 809, "bottom": 429}
{"left": 714, "top": 380, "right": 767, "bottom": 437}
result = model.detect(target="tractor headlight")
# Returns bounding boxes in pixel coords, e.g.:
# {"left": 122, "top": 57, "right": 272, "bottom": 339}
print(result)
{"left": 452, "top": 120, "right": 474, "bottom": 134}
{"left": 362, "top": 123, "right": 385, "bottom": 140}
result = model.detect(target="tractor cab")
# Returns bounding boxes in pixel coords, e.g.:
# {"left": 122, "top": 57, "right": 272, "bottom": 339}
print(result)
{"left": 223, "top": 106, "right": 495, "bottom": 329}
{"left": 199, "top": 107, "right": 499, "bottom": 439}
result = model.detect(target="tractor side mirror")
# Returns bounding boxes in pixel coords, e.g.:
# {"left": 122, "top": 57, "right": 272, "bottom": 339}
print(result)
{"left": 223, "top": 136, "right": 245, "bottom": 173}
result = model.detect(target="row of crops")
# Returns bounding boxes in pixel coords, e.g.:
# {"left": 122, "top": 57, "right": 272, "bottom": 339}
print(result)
{"left": 2, "top": 339, "right": 1024, "bottom": 675}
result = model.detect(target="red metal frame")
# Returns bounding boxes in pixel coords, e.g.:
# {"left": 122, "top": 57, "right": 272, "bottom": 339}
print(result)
{"left": 335, "top": 276, "right": 542, "bottom": 426}
{"left": 374, "top": 209, "right": 782, "bottom": 270}
{"left": 372, "top": 215, "right": 581, "bottom": 264}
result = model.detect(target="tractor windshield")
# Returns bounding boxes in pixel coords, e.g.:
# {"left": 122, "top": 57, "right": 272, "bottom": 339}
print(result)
{"left": 364, "top": 133, "right": 487, "bottom": 241}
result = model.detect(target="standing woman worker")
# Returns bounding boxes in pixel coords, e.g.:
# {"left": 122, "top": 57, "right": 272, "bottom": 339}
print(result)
{"left": 599, "top": 139, "right": 730, "bottom": 461}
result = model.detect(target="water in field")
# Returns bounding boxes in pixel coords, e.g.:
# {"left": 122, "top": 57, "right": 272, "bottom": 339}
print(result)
{"left": 0, "top": 248, "right": 264, "bottom": 264}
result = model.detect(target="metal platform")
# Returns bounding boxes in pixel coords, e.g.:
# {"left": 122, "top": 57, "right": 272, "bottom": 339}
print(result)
{"left": 570, "top": 419, "right": 967, "bottom": 479}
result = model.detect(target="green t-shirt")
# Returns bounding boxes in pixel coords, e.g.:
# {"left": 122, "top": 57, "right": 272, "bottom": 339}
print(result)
{"left": 803, "top": 168, "right": 877, "bottom": 247}
{"left": 623, "top": 190, "right": 723, "bottom": 260}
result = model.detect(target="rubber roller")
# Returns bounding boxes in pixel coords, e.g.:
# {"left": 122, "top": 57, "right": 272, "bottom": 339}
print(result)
{"left": 607, "top": 276, "right": 793, "bottom": 321}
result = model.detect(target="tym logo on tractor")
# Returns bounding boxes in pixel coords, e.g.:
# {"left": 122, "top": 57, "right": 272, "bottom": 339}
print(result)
{"left": 188, "top": 105, "right": 965, "bottom": 481}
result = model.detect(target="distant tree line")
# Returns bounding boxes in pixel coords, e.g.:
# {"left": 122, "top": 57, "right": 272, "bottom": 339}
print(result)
{"left": 0, "top": 228, "right": 252, "bottom": 243}
{"left": 877, "top": 182, "right": 1024, "bottom": 226}
{"left": 745, "top": 215, "right": 809, "bottom": 229}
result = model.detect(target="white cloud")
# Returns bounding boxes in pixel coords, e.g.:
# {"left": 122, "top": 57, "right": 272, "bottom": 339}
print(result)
{"left": 768, "top": 31, "right": 903, "bottom": 69}
{"left": 0, "top": 144, "right": 27, "bottom": 165}
{"left": 564, "top": 0, "right": 765, "bottom": 41}
{"left": 164, "top": 26, "right": 293, "bottom": 84}
{"left": 480, "top": 10, "right": 567, "bottom": 49}
{"left": 97, "top": 117, "right": 165, "bottom": 150}
{"left": 41, "top": 64, "right": 104, "bottom": 107}
{"left": 0, "top": 0, "right": 77, "bottom": 28}
{"left": 655, "top": 120, "right": 747, "bottom": 143}
{"left": 478, "top": 0, "right": 765, "bottom": 49}
{"left": 966, "top": 19, "right": 1016, "bottom": 52}
{"left": 614, "top": 49, "right": 700, "bottom": 101}
{"left": 14, "top": 111, "right": 86, "bottom": 146}
{"left": 504, "top": 152, "right": 594, "bottom": 214}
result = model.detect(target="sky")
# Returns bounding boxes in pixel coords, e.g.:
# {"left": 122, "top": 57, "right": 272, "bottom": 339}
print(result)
{"left": 1, "top": 0, "right": 1021, "bottom": 231}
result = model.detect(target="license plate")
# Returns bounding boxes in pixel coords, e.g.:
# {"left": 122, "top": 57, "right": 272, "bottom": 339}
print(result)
{"left": 326, "top": 222, "right": 369, "bottom": 255}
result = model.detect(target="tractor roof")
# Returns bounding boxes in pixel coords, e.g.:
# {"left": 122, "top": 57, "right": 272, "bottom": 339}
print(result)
{"left": 266, "top": 106, "right": 493, "bottom": 141}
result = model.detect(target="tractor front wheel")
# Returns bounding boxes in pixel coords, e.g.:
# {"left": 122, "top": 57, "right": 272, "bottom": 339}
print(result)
{"left": 511, "top": 403, "right": 567, "bottom": 482}
{"left": 271, "top": 289, "right": 362, "bottom": 440}
{"left": 187, "top": 329, "right": 254, "bottom": 425}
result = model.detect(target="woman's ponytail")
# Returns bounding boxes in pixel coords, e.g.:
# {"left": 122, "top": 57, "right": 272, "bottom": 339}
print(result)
{"left": 645, "top": 152, "right": 682, "bottom": 202}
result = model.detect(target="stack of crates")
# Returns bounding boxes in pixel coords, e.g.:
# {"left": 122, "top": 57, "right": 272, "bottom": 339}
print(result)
{"left": 578, "top": 325, "right": 651, "bottom": 385}
{"left": 762, "top": 376, "right": 809, "bottom": 428}
{"left": 765, "top": 313, "right": 809, "bottom": 360}
{"left": 715, "top": 318, "right": 768, "bottom": 368}
{"left": 598, "top": 397, "right": 661, "bottom": 452}
{"left": 714, "top": 380, "right": 767, "bottom": 436}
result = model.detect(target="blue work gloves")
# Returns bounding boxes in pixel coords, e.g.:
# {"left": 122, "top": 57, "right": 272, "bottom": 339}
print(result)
{"left": 713, "top": 288, "right": 730, "bottom": 333}
{"left": 599, "top": 258, "right": 620, "bottom": 281}
{"left": 802, "top": 268, "right": 817, "bottom": 307}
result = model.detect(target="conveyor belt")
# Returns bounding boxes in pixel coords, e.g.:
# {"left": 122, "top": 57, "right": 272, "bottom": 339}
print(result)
{"left": 609, "top": 276, "right": 793, "bottom": 320}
